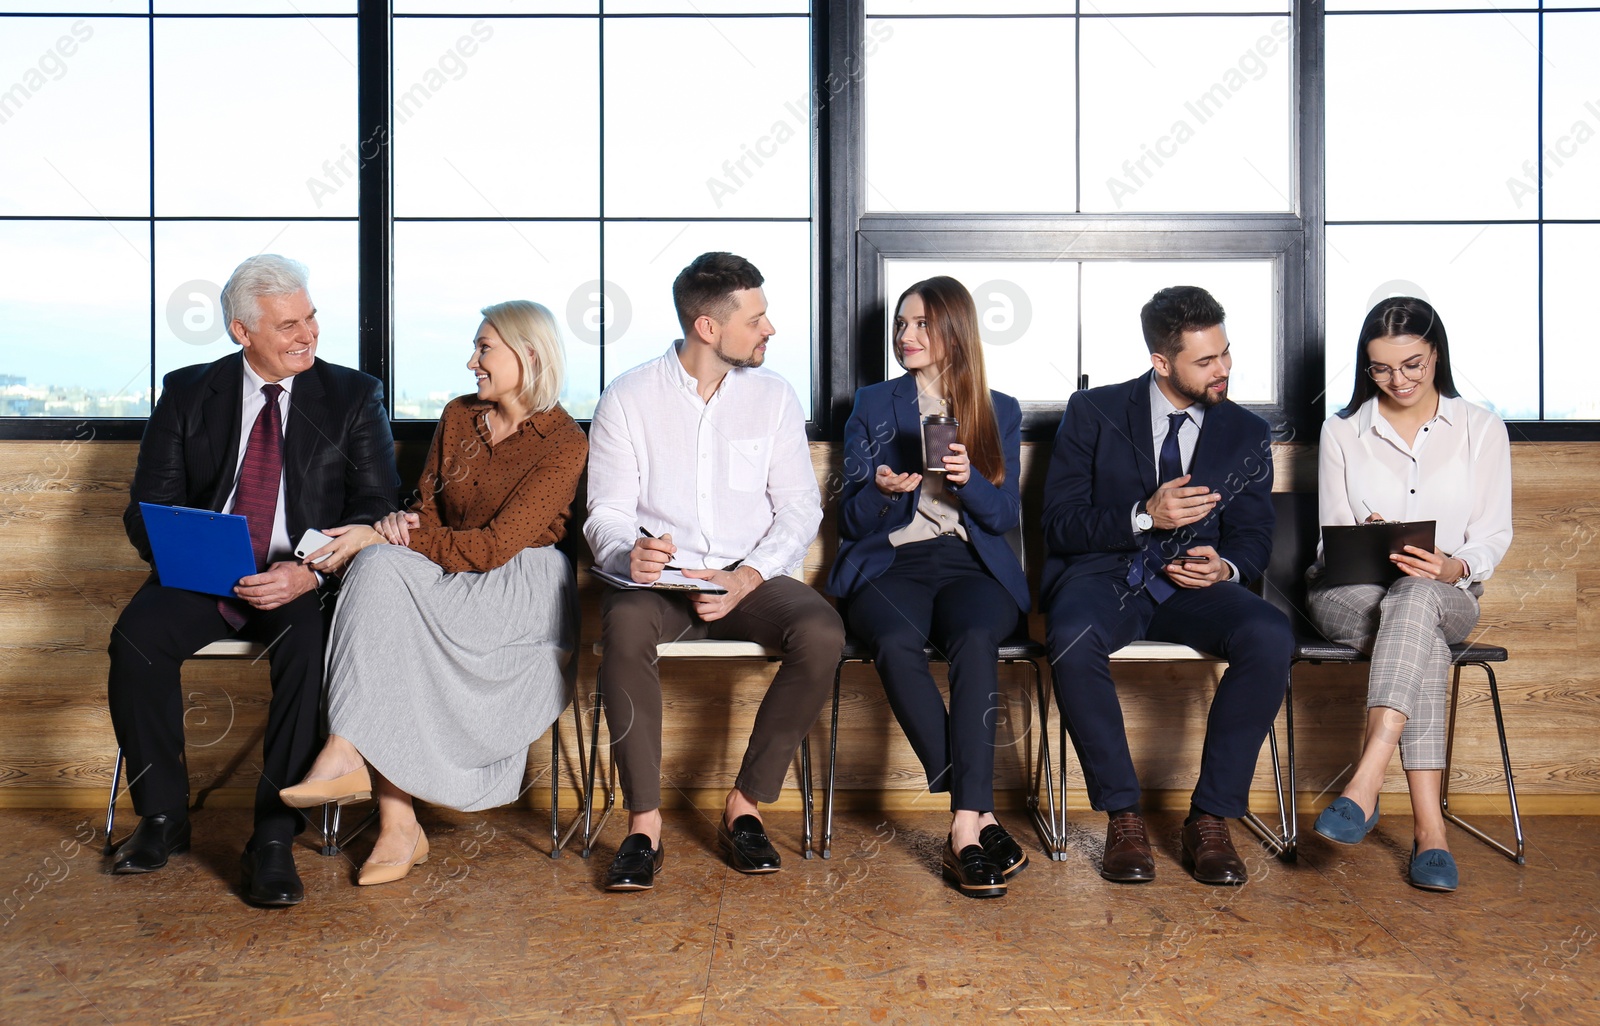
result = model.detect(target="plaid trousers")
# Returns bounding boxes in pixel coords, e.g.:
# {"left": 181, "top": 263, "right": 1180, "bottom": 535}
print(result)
{"left": 1307, "top": 573, "right": 1481, "bottom": 770}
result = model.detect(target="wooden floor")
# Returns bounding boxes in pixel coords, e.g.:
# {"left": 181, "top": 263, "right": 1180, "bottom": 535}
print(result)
{"left": 2, "top": 807, "right": 1595, "bottom": 1025}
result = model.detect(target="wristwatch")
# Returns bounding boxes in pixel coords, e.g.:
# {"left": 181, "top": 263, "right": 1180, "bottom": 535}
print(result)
{"left": 1134, "top": 501, "right": 1154, "bottom": 533}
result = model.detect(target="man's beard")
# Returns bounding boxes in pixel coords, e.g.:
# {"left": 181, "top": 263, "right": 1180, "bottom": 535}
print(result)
{"left": 1173, "top": 373, "right": 1227, "bottom": 407}
{"left": 715, "top": 339, "right": 765, "bottom": 369}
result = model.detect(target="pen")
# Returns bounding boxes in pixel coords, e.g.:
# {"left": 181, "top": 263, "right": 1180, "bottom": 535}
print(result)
{"left": 638, "top": 526, "right": 682, "bottom": 572}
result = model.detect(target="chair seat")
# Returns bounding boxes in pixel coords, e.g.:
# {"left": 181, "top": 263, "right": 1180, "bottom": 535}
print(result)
{"left": 1109, "top": 641, "right": 1215, "bottom": 661}
{"left": 1294, "top": 636, "right": 1508, "bottom": 664}
{"left": 837, "top": 634, "right": 1047, "bottom": 663}
{"left": 193, "top": 640, "right": 267, "bottom": 658}
{"left": 589, "top": 640, "right": 782, "bottom": 659}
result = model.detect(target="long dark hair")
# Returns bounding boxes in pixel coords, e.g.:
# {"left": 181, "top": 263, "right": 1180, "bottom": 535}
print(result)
{"left": 1338, "top": 296, "right": 1460, "bottom": 418}
{"left": 892, "top": 276, "right": 1005, "bottom": 486}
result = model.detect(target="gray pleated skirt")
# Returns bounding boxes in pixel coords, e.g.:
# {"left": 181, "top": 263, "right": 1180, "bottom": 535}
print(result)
{"left": 324, "top": 543, "right": 576, "bottom": 812}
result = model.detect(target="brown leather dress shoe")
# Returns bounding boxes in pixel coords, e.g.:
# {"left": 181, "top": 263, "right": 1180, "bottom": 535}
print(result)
{"left": 1181, "top": 814, "right": 1248, "bottom": 886}
{"left": 1100, "top": 812, "right": 1155, "bottom": 883}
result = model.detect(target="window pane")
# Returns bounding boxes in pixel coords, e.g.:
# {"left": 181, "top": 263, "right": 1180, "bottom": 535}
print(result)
{"left": 154, "top": 17, "right": 358, "bottom": 217}
{"left": 394, "top": 221, "right": 601, "bottom": 421}
{"left": 1327, "top": 0, "right": 1506, "bottom": 9}
{"left": 396, "top": 1, "right": 596, "bottom": 11}
{"left": 1326, "top": 14, "right": 1537, "bottom": 221}
{"left": 1542, "top": 13, "right": 1600, "bottom": 221}
{"left": 155, "top": 1, "right": 353, "bottom": 12}
{"left": 1080, "top": 260, "right": 1276, "bottom": 404}
{"left": 0, "top": 1, "right": 144, "bottom": 11}
{"left": 0, "top": 17, "right": 148, "bottom": 217}
{"left": 394, "top": 18, "right": 598, "bottom": 218}
{"left": 0, "top": 220, "right": 151, "bottom": 417}
{"left": 1542, "top": 225, "right": 1597, "bottom": 421}
{"left": 606, "top": 1, "right": 805, "bottom": 11}
{"left": 1079, "top": 16, "right": 1293, "bottom": 213}
{"left": 1324, "top": 224, "right": 1538, "bottom": 420}
{"left": 1086, "top": 1, "right": 1287, "bottom": 12}
{"left": 605, "top": 17, "right": 810, "bottom": 218}
{"left": 865, "top": 17, "right": 1074, "bottom": 213}
{"left": 602, "top": 221, "right": 811, "bottom": 417}
{"left": 880, "top": 260, "right": 1078, "bottom": 404}
{"left": 867, "top": 1, "right": 1070, "bottom": 12}
{"left": 153, "top": 221, "right": 359, "bottom": 395}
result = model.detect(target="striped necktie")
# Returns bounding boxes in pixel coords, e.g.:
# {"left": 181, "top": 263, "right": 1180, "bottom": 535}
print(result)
{"left": 219, "top": 383, "right": 284, "bottom": 630}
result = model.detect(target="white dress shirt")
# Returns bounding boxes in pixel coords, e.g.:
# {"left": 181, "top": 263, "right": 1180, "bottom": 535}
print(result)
{"left": 225, "top": 357, "right": 295, "bottom": 566}
{"left": 1318, "top": 394, "right": 1513, "bottom": 588}
{"left": 584, "top": 342, "right": 822, "bottom": 581}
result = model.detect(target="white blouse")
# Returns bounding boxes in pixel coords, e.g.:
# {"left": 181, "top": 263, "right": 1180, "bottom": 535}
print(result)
{"left": 1318, "top": 394, "right": 1513, "bottom": 587}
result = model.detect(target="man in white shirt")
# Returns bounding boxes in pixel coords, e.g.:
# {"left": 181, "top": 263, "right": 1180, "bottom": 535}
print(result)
{"left": 586, "top": 252, "right": 844, "bottom": 891}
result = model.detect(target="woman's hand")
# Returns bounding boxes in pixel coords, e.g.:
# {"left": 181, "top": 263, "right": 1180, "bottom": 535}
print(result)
{"left": 874, "top": 465, "right": 922, "bottom": 497}
{"left": 374, "top": 511, "right": 420, "bottom": 546}
{"left": 942, "top": 442, "right": 971, "bottom": 486}
{"left": 309, "top": 524, "right": 386, "bottom": 574}
{"left": 1392, "top": 544, "right": 1465, "bottom": 583}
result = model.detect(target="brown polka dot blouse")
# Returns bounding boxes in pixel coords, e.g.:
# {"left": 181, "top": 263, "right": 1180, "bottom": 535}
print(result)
{"left": 406, "top": 395, "right": 588, "bottom": 573}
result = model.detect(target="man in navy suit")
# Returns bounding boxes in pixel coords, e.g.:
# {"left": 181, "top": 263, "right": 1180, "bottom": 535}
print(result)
{"left": 1041, "top": 285, "right": 1291, "bottom": 886}
{"left": 107, "top": 254, "right": 399, "bottom": 906}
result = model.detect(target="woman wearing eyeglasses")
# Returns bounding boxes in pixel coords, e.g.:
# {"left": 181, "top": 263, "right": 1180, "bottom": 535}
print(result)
{"left": 1307, "top": 296, "right": 1512, "bottom": 892}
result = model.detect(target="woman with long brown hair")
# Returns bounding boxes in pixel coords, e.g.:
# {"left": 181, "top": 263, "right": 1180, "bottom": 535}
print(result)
{"left": 826, "top": 276, "right": 1028, "bottom": 898}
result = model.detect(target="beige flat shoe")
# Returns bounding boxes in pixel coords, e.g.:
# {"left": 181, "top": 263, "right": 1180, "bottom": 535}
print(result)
{"left": 358, "top": 827, "right": 429, "bottom": 887}
{"left": 278, "top": 765, "right": 372, "bottom": 808}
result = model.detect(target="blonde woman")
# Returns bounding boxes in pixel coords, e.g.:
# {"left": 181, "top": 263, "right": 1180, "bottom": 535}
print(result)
{"left": 281, "top": 301, "right": 588, "bottom": 886}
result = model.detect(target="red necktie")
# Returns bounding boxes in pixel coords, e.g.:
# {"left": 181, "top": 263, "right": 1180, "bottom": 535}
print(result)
{"left": 219, "top": 383, "right": 284, "bottom": 630}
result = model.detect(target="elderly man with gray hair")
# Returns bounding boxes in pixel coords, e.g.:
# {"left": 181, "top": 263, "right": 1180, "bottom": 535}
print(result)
{"left": 107, "top": 254, "right": 399, "bottom": 907}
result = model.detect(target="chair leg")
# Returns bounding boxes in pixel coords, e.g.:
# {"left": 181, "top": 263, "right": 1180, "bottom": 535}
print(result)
{"left": 580, "top": 688, "right": 614, "bottom": 859}
{"left": 1022, "top": 660, "right": 1065, "bottom": 861}
{"left": 552, "top": 690, "right": 590, "bottom": 858}
{"left": 1240, "top": 670, "right": 1297, "bottom": 860}
{"left": 103, "top": 747, "right": 124, "bottom": 855}
{"left": 1441, "top": 662, "right": 1526, "bottom": 864}
{"left": 799, "top": 737, "right": 814, "bottom": 859}
{"left": 822, "top": 660, "right": 845, "bottom": 859}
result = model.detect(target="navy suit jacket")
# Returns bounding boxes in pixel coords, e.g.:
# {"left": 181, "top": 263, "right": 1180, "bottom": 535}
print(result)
{"left": 123, "top": 351, "right": 401, "bottom": 572}
{"left": 1039, "top": 371, "right": 1275, "bottom": 605}
{"left": 826, "top": 374, "right": 1029, "bottom": 612}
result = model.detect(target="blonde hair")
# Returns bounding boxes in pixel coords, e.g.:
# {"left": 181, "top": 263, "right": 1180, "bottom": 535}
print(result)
{"left": 479, "top": 300, "right": 566, "bottom": 414}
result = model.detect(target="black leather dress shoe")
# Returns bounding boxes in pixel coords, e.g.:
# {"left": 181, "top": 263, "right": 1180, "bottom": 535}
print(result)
{"left": 1180, "top": 814, "right": 1248, "bottom": 886}
{"left": 605, "top": 833, "right": 665, "bottom": 891}
{"left": 110, "top": 813, "right": 190, "bottom": 874}
{"left": 1100, "top": 812, "right": 1156, "bottom": 883}
{"left": 240, "top": 840, "right": 305, "bottom": 907}
{"left": 979, "top": 822, "right": 1029, "bottom": 879}
{"left": 718, "top": 814, "right": 781, "bottom": 874}
{"left": 941, "top": 837, "right": 1006, "bottom": 898}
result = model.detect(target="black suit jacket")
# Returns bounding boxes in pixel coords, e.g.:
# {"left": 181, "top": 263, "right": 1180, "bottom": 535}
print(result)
{"left": 1040, "top": 371, "right": 1276, "bottom": 605}
{"left": 124, "top": 351, "right": 401, "bottom": 570}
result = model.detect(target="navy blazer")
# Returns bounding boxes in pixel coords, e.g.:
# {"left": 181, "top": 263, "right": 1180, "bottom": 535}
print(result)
{"left": 123, "top": 351, "right": 401, "bottom": 569}
{"left": 826, "top": 374, "right": 1028, "bottom": 612}
{"left": 1039, "top": 371, "right": 1275, "bottom": 605}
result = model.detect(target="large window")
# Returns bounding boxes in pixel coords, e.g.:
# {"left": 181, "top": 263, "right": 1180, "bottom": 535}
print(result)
{"left": 1, "top": 2, "right": 1595, "bottom": 438}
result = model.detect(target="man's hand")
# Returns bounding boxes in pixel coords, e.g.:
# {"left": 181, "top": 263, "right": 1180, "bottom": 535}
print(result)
{"left": 310, "top": 524, "right": 386, "bottom": 574}
{"left": 375, "top": 511, "right": 420, "bottom": 545}
{"left": 682, "top": 565, "right": 764, "bottom": 622}
{"left": 1146, "top": 474, "right": 1220, "bottom": 531}
{"left": 1393, "top": 545, "right": 1465, "bottom": 583}
{"left": 874, "top": 465, "right": 922, "bottom": 497}
{"left": 1164, "top": 545, "right": 1232, "bottom": 589}
{"left": 631, "top": 532, "right": 677, "bottom": 584}
{"left": 235, "top": 561, "right": 318, "bottom": 610}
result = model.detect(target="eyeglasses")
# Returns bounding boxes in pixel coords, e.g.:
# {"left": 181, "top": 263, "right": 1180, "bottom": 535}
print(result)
{"left": 1366, "top": 352, "right": 1432, "bottom": 383}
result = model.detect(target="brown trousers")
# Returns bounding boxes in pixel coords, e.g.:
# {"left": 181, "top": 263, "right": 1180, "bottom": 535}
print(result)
{"left": 596, "top": 576, "right": 845, "bottom": 810}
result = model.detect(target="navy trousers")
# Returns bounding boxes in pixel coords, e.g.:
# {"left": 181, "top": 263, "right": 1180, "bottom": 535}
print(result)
{"left": 1045, "top": 571, "right": 1291, "bottom": 818}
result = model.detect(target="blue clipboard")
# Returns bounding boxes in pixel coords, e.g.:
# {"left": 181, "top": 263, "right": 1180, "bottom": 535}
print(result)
{"left": 139, "top": 503, "right": 258, "bottom": 598}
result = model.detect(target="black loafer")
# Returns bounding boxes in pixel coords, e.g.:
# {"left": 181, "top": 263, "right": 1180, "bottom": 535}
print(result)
{"left": 979, "top": 822, "right": 1029, "bottom": 879}
{"left": 941, "top": 837, "right": 1006, "bottom": 898}
{"left": 111, "top": 813, "right": 190, "bottom": 874}
{"left": 240, "top": 839, "right": 304, "bottom": 907}
{"left": 605, "top": 833, "right": 664, "bottom": 891}
{"left": 718, "top": 814, "right": 781, "bottom": 874}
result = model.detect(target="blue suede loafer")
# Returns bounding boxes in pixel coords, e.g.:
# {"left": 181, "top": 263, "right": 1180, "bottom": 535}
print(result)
{"left": 1313, "top": 796, "right": 1380, "bottom": 844}
{"left": 1409, "top": 846, "right": 1459, "bottom": 892}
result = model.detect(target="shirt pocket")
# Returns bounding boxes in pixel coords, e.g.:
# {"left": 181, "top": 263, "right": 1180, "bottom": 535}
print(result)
{"left": 727, "top": 437, "right": 772, "bottom": 494}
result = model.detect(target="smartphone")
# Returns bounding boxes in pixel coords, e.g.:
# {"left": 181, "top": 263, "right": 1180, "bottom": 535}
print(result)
{"left": 1171, "top": 554, "right": 1210, "bottom": 565}
{"left": 295, "top": 529, "right": 335, "bottom": 562}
